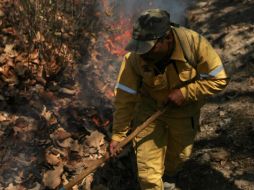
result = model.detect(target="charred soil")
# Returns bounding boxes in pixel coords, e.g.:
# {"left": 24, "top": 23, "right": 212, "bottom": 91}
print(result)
{"left": 0, "top": 0, "right": 253, "bottom": 190}
{"left": 177, "top": 0, "right": 254, "bottom": 190}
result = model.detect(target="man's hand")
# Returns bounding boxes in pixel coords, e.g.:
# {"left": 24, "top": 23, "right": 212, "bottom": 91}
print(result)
{"left": 168, "top": 89, "right": 185, "bottom": 106}
{"left": 109, "top": 140, "right": 122, "bottom": 157}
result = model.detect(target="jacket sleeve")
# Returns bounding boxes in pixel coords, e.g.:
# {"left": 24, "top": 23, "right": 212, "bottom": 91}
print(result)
{"left": 180, "top": 33, "right": 229, "bottom": 102}
{"left": 112, "top": 53, "right": 141, "bottom": 142}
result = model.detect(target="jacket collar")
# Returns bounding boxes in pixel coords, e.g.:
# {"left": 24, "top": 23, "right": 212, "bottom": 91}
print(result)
{"left": 170, "top": 28, "right": 186, "bottom": 62}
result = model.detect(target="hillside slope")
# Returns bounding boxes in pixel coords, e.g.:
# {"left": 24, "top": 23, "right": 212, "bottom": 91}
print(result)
{"left": 176, "top": 0, "right": 254, "bottom": 189}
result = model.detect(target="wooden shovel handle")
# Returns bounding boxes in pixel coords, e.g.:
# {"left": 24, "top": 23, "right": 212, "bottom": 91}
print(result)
{"left": 61, "top": 108, "right": 165, "bottom": 190}
{"left": 60, "top": 153, "right": 110, "bottom": 190}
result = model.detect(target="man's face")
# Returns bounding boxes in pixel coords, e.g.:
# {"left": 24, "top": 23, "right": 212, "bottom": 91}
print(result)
{"left": 140, "top": 31, "right": 174, "bottom": 64}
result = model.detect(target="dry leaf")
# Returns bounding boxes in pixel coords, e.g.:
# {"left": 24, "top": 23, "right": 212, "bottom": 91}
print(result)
{"left": 0, "top": 10, "right": 4, "bottom": 17}
{"left": 0, "top": 54, "right": 7, "bottom": 64}
{"left": 15, "top": 117, "right": 28, "bottom": 127}
{"left": 14, "top": 154, "right": 34, "bottom": 167}
{"left": 0, "top": 64, "right": 11, "bottom": 77}
{"left": 2, "top": 27, "right": 17, "bottom": 36}
{"left": 210, "top": 149, "right": 230, "bottom": 162}
{"left": 45, "top": 59, "right": 61, "bottom": 77}
{"left": 51, "top": 147, "right": 69, "bottom": 158}
{"left": 4, "top": 44, "right": 17, "bottom": 57}
{"left": 30, "top": 49, "right": 39, "bottom": 60}
{"left": 43, "top": 164, "right": 63, "bottom": 189}
{"left": 40, "top": 106, "right": 58, "bottom": 125}
{"left": 28, "top": 182, "right": 41, "bottom": 190}
{"left": 4, "top": 44, "right": 14, "bottom": 54}
{"left": 13, "top": 118, "right": 33, "bottom": 135}
{"left": 1, "top": 74, "right": 18, "bottom": 84}
{"left": 58, "top": 87, "right": 77, "bottom": 95}
{"left": 5, "top": 183, "right": 18, "bottom": 190}
{"left": 51, "top": 128, "right": 71, "bottom": 141}
{"left": 34, "top": 31, "right": 45, "bottom": 42}
{"left": 15, "top": 53, "right": 25, "bottom": 62}
{"left": 70, "top": 140, "right": 83, "bottom": 153}
{"left": 0, "top": 112, "right": 8, "bottom": 121}
{"left": 45, "top": 152, "right": 61, "bottom": 166}
{"left": 85, "top": 131, "right": 105, "bottom": 148}
{"left": 37, "top": 65, "right": 44, "bottom": 78}
{"left": 56, "top": 137, "right": 73, "bottom": 148}
{"left": 84, "top": 174, "right": 93, "bottom": 190}
{"left": 65, "top": 160, "right": 85, "bottom": 171}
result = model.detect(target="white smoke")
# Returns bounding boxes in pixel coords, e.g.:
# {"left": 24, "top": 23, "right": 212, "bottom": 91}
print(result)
{"left": 82, "top": 0, "right": 196, "bottom": 103}
{"left": 109, "top": 0, "right": 195, "bottom": 25}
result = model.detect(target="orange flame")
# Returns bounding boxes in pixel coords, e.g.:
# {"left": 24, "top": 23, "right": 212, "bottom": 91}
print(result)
{"left": 92, "top": 115, "right": 111, "bottom": 128}
{"left": 104, "top": 16, "right": 132, "bottom": 57}
{"left": 92, "top": 116, "right": 100, "bottom": 127}
{"left": 101, "top": 0, "right": 157, "bottom": 57}
{"left": 102, "top": 120, "right": 110, "bottom": 128}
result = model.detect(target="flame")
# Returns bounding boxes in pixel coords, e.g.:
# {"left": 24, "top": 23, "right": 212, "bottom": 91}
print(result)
{"left": 103, "top": 16, "right": 132, "bottom": 57}
{"left": 92, "top": 115, "right": 110, "bottom": 128}
{"left": 92, "top": 115, "right": 100, "bottom": 127}
{"left": 102, "top": 120, "right": 110, "bottom": 128}
{"left": 105, "top": 88, "right": 114, "bottom": 99}
{"left": 101, "top": 0, "right": 156, "bottom": 57}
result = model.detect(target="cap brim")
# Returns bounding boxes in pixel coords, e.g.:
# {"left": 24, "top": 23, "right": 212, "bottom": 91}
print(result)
{"left": 125, "top": 39, "right": 157, "bottom": 54}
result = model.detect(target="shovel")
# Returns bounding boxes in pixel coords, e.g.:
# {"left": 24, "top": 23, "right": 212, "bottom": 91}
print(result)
{"left": 60, "top": 107, "right": 166, "bottom": 190}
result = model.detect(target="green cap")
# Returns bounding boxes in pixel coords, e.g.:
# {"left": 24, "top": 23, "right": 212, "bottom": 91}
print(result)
{"left": 125, "top": 9, "right": 171, "bottom": 54}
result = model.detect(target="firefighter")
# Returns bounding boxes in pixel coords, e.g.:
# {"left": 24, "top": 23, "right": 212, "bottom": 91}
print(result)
{"left": 110, "top": 9, "right": 228, "bottom": 190}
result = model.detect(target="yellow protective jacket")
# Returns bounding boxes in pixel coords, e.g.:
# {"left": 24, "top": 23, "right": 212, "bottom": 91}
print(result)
{"left": 112, "top": 26, "right": 229, "bottom": 142}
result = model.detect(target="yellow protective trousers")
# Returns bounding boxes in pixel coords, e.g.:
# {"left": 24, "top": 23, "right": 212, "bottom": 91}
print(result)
{"left": 133, "top": 107, "right": 199, "bottom": 190}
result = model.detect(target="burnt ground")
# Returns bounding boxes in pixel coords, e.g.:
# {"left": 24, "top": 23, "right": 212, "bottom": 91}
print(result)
{"left": 175, "top": 0, "right": 254, "bottom": 190}
{"left": 91, "top": 1, "right": 254, "bottom": 190}
{"left": 92, "top": 0, "right": 254, "bottom": 190}
{"left": 0, "top": 0, "right": 254, "bottom": 190}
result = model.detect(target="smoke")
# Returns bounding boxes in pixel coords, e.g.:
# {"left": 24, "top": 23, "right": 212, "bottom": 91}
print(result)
{"left": 79, "top": 0, "right": 196, "bottom": 104}
{"left": 109, "top": 0, "right": 195, "bottom": 25}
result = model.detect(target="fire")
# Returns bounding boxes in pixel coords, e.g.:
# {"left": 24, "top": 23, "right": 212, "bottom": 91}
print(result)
{"left": 92, "top": 115, "right": 110, "bottom": 128}
{"left": 92, "top": 115, "right": 100, "bottom": 127}
{"left": 101, "top": 0, "right": 156, "bottom": 58}
{"left": 103, "top": 15, "right": 132, "bottom": 57}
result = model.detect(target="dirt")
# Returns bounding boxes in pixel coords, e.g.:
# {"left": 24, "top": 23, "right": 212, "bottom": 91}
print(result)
{"left": 0, "top": 0, "right": 253, "bottom": 190}
{"left": 175, "top": 0, "right": 254, "bottom": 189}
{"left": 91, "top": 0, "right": 254, "bottom": 190}
{"left": 90, "top": 1, "right": 254, "bottom": 190}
